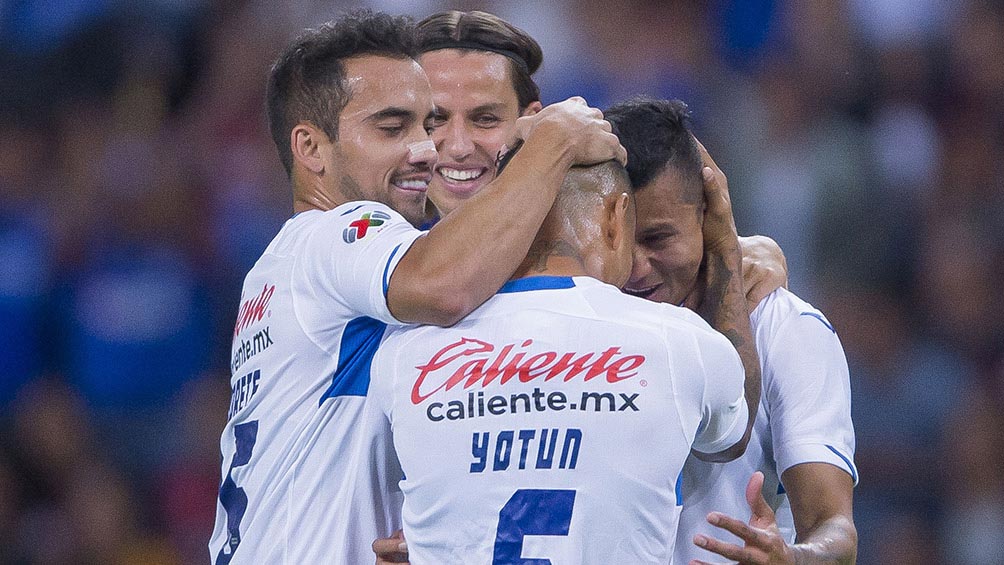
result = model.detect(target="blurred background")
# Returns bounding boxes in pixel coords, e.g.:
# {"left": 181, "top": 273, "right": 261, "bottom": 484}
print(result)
{"left": 1, "top": 0, "right": 1002, "bottom": 563}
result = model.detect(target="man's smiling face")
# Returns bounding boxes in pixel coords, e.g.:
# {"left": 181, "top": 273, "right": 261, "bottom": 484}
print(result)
{"left": 420, "top": 48, "right": 526, "bottom": 215}
{"left": 324, "top": 54, "right": 437, "bottom": 225}
{"left": 624, "top": 166, "right": 705, "bottom": 306}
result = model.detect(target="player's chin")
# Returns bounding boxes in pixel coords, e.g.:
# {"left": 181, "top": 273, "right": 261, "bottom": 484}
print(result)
{"left": 427, "top": 185, "right": 469, "bottom": 217}
{"left": 643, "top": 285, "right": 682, "bottom": 306}
{"left": 392, "top": 191, "right": 428, "bottom": 227}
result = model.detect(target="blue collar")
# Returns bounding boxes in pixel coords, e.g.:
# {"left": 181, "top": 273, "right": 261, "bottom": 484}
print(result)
{"left": 498, "top": 276, "right": 576, "bottom": 294}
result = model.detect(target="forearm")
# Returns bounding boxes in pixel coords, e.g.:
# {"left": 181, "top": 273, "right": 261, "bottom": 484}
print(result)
{"left": 688, "top": 140, "right": 761, "bottom": 461}
{"left": 388, "top": 126, "right": 574, "bottom": 325}
{"left": 790, "top": 515, "right": 857, "bottom": 565}
{"left": 696, "top": 245, "right": 761, "bottom": 461}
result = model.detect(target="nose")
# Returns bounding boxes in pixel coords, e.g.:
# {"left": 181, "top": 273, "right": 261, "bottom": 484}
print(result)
{"left": 438, "top": 118, "right": 475, "bottom": 161}
{"left": 407, "top": 138, "right": 438, "bottom": 170}
{"left": 629, "top": 246, "right": 652, "bottom": 285}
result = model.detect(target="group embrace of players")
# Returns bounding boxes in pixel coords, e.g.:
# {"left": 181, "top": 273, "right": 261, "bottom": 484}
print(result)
{"left": 210, "top": 9, "right": 857, "bottom": 565}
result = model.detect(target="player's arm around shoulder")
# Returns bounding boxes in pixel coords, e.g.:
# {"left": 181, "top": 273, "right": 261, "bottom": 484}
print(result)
{"left": 387, "top": 97, "right": 626, "bottom": 326}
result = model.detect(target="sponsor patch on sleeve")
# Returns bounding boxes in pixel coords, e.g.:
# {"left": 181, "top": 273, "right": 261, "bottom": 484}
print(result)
{"left": 343, "top": 210, "right": 392, "bottom": 243}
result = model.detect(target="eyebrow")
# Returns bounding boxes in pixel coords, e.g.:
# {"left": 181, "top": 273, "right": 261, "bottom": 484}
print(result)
{"left": 365, "top": 107, "right": 417, "bottom": 122}
{"left": 467, "top": 103, "right": 508, "bottom": 115}
{"left": 637, "top": 223, "right": 679, "bottom": 236}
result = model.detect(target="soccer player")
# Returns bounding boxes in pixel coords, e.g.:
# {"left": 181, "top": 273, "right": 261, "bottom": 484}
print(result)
{"left": 606, "top": 97, "right": 857, "bottom": 565}
{"left": 370, "top": 146, "right": 761, "bottom": 563}
{"left": 208, "top": 11, "right": 625, "bottom": 564}
{"left": 416, "top": 10, "right": 544, "bottom": 217}
{"left": 414, "top": 10, "right": 785, "bottom": 305}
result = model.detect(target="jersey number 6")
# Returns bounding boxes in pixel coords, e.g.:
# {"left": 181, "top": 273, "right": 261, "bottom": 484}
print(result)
{"left": 492, "top": 489, "right": 576, "bottom": 565}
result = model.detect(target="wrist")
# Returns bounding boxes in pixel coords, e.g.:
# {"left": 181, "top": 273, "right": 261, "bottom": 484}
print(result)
{"left": 704, "top": 243, "right": 743, "bottom": 271}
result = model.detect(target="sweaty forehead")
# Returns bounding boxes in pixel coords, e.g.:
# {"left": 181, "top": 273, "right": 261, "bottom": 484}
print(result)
{"left": 340, "top": 54, "right": 433, "bottom": 118}
{"left": 419, "top": 49, "right": 517, "bottom": 105}
{"left": 421, "top": 49, "right": 510, "bottom": 82}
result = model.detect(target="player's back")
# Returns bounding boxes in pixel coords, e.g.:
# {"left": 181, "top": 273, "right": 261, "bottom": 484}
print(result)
{"left": 371, "top": 275, "right": 747, "bottom": 564}
{"left": 210, "top": 204, "right": 421, "bottom": 564}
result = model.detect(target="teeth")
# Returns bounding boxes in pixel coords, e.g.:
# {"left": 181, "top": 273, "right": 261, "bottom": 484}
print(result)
{"left": 624, "top": 285, "right": 658, "bottom": 297}
{"left": 439, "top": 167, "right": 484, "bottom": 182}
{"left": 396, "top": 180, "right": 429, "bottom": 191}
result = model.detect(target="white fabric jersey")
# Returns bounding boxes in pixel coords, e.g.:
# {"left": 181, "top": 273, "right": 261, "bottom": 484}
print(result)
{"left": 675, "top": 288, "right": 857, "bottom": 563}
{"left": 208, "top": 202, "right": 422, "bottom": 564}
{"left": 370, "top": 275, "right": 749, "bottom": 565}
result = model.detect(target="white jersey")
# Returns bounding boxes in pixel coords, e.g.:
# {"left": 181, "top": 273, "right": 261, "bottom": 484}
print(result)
{"left": 208, "top": 202, "right": 423, "bottom": 564}
{"left": 370, "top": 275, "right": 749, "bottom": 565}
{"left": 675, "top": 288, "right": 857, "bottom": 563}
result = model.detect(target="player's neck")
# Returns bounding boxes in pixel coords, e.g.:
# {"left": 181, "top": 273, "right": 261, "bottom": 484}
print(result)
{"left": 511, "top": 253, "right": 587, "bottom": 282}
{"left": 292, "top": 170, "right": 344, "bottom": 213}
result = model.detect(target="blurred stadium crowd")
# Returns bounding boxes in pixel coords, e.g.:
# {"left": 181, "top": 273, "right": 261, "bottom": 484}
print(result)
{"left": 1, "top": 0, "right": 1002, "bottom": 563}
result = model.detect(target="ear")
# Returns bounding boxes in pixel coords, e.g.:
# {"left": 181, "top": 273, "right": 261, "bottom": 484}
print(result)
{"left": 290, "top": 123, "right": 327, "bottom": 175}
{"left": 605, "top": 192, "right": 632, "bottom": 253}
{"left": 520, "top": 101, "right": 543, "bottom": 117}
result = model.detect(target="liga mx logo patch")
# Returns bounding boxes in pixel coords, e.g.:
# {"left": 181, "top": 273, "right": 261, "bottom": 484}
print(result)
{"left": 343, "top": 210, "right": 391, "bottom": 243}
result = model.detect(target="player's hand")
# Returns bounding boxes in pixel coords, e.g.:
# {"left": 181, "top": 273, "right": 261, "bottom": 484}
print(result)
{"left": 694, "top": 136, "right": 741, "bottom": 260}
{"left": 513, "top": 96, "right": 627, "bottom": 166}
{"left": 739, "top": 235, "right": 788, "bottom": 309}
{"left": 373, "top": 530, "right": 409, "bottom": 564}
{"left": 689, "top": 472, "right": 796, "bottom": 565}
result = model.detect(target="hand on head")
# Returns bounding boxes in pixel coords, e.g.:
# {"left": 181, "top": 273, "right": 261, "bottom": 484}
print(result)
{"left": 512, "top": 97, "right": 627, "bottom": 167}
{"left": 693, "top": 137, "right": 740, "bottom": 258}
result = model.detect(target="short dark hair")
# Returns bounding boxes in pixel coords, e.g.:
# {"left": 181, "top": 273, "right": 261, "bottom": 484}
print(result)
{"left": 266, "top": 10, "right": 418, "bottom": 176}
{"left": 417, "top": 10, "right": 542, "bottom": 111}
{"left": 604, "top": 97, "right": 703, "bottom": 192}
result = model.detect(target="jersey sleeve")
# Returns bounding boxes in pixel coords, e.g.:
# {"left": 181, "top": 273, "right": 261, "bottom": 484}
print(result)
{"left": 766, "top": 309, "right": 857, "bottom": 484}
{"left": 690, "top": 324, "right": 749, "bottom": 454}
{"left": 301, "top": 202, "right": 424, "bottom": 325}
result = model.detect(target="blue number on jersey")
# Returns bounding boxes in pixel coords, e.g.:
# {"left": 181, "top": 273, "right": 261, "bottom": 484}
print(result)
{"left": 216, "top": 420, "right": 258, "bottom": 564}
{"left": 493, "top": 488, "right": 576, "bottom": 564}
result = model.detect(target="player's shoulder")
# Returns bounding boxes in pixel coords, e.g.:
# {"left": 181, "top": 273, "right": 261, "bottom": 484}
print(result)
{"left": 284, "top": 202, "right": 419, "bottom": 264}
{"left": 753, "top": 288, "right": 833, "bottom": 330}
{"left": 307, "top": 201, "right": 411, "bottom": 239}
{"left": 575, "top": 278, "right": 720, "bottom": 340}
{"left": 751, "top": 287, "right": 839, "bottom": 360}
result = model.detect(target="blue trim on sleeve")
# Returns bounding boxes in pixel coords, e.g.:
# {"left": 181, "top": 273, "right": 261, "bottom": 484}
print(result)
{"left": 777, "top": 482, "right": 786, "bottom": 495}
{"left": 498, "top": 276, "right": 576, "bottom": 294}
{"left": 340, "top": 204, "right": 365, "bottom": 216}
{"left": 800, "top": 312, "right": 835, "bottom": 334}
{"left": 319, "top": 316, "right": 387, "bottom": 402}
{"left": 825, "top": 444, "right": 858, "bottom": 483}
{"left": 675, "top": 470, "right": 684, "bottom": 506}
{"left": 382, "top": 243, "right": 404, "bottom": 298}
